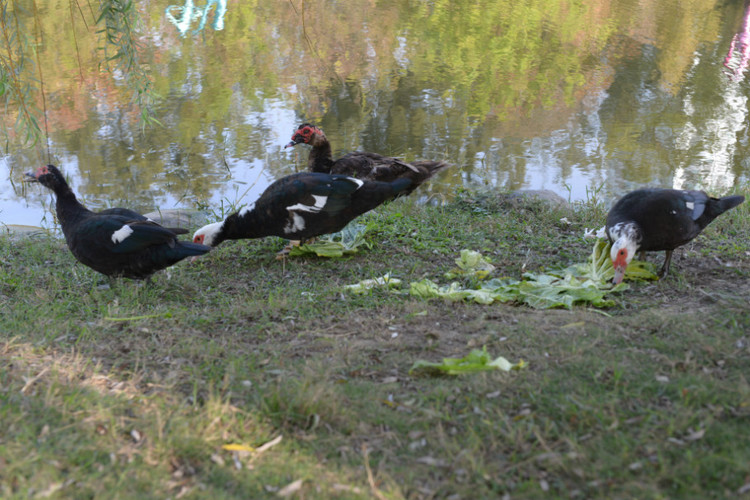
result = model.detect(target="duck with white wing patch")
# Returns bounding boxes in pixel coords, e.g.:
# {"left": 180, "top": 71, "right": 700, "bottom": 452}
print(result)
{"left": 24, "top": 165, "right": 211, "bottom": 279}
{"left": 606, "top": 187, "right": 745, "bottom": 284}
{"left": 193, "top": 172, "right": 413, "bottom": 255}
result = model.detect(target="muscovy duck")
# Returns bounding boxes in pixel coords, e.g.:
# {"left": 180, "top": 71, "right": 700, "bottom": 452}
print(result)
{"left": 192, "top": 172, "right": 413, "bottom": 249}
{"left": 606, "top": 188, "right": 745, "bottom": 283}
{"left": 25, "top": 165, "right": 210, "bottom": 279}
{"left": 285, "top": 123, "right": 448, "bottom": 196}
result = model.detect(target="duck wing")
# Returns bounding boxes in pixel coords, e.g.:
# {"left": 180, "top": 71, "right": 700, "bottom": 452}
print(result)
{"left": 76, "top": 216, "right": 179, "bottom": 254}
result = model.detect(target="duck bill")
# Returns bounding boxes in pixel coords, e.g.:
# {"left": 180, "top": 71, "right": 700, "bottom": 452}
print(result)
{"left": 284, "top": 140, "right": 298, "bottom": 148}
{"left": 23, "top": 170, "right": 39, "bottom": 183}
{"left": 612, "top": 264, "right": 626, "bottom": 285}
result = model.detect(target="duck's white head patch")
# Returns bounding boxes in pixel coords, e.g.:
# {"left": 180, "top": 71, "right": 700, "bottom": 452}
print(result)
{"left": 111, "top": 225, "right": 134, "bottom": 244}
{"left": 193, "top": 221, "right": 224, "bottom": 247}
{"left": 608, "top": 222, "right": 641, "bottom": 284}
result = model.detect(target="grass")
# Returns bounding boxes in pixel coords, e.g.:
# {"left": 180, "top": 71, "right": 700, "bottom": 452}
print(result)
{"left": 1, "top": 189, "right": 750, "bottom": 499}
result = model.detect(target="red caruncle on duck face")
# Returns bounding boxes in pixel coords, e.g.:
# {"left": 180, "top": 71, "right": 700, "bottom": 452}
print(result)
{"left": 24, "top": 164, "right": 59, "bottom": 189}
{"left": 285, "top": 124, "right": 319, "bottom": 148}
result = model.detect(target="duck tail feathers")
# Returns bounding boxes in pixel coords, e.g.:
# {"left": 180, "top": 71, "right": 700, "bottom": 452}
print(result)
{"left": 706, "top": 194, "right": 745, "bottom": 219}
{"left": 717, "top": 195, "right": 745, "bottom": 213}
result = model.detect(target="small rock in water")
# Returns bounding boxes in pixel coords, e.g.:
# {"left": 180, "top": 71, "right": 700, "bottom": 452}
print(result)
{"left": 0, "top": 224, "right": 47, "bottom": 239}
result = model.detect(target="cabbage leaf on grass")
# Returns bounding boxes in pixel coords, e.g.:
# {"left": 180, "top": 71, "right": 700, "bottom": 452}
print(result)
{"left": 409, "top": 278, "right": 515, "bottom": 305}
{"left": 410, "top": 346, "right": 527, "bottom": 377}
{"left": 444, "top": 249, "right": 496, "bottom": 279}
{"left": 516, "top": 274, "right": 622, "bottom": 309}
{"left": 560, "top": 238, "right": 658, "bottom": 283}
{"left": 344, "top": 273, "right": 402, "bottom": 294}
{"left": 288, "top": 223, "right": 371, "bottom": 258}
{"left": 406, "top": 241, "right": 658, "bottom": 309}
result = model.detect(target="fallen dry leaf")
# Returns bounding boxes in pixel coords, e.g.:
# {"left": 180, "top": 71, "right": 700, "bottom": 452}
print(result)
{"left": 130, "top": 429, "right": 142, "bottom": 443}
{"left": 416, "top": 456, "right": 448, "bottom": 467}
{"left": 277, "top": 479, "right": 303, "bottom": 497}
{"left": 221, "top": 443, "right": 255, "bottom": 453}
{"left": 255, "top": 435, "right": 283, "bottom": 454}
{"left": 332, "top": 484, "right": 362, "bottom": 494}
{"left": 34, "top": 482, "right": 63, "bottom": 498}
{"left": 685, "top": 428, "right": 706, "bottom": 441}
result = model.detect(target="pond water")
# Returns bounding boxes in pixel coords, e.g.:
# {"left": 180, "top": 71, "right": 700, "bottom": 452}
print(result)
{"left": 2, "top": 0, "right": 750, "bottom": 228}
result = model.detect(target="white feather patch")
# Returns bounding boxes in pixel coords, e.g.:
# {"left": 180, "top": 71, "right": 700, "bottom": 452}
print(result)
{"left": 346, "top": 177, "right": 365, "bottom": 189}
{"left": 286, "top": 195, "right": 327, "bottom": 213}
{"left": 193, "top": 221, "right": 224, "bottom": 247}
{"left": 685, "top": 201, "right": 694, "bottom": 210}
{"left": 238, "top": 202, "right": 255, "bottom": 217}
{"left": 284, "top": 213, "right": 306, "bottom": 234}
{"left": 583, "top": 225, "right": 607, "bottom": 239}
{"left": 111, "top": 225, "right": 134, "bottom": 244}
{"left": 607, "top": 222, "right": 639, "bottom": 242}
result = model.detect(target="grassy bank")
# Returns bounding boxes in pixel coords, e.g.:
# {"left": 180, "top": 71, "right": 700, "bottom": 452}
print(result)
{"left": 2, "top": 190, "right": 749, "bottom": 499}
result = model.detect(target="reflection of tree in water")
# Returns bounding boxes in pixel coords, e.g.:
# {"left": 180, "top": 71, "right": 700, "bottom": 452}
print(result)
{"left": 3, "top": 0, "right": 750, "bottom": 225}
{"left": 724, "top": 1, "right": 750, "bottom": 82}
{"left": 165, "top": 0, "right": 228, "bottom": 37}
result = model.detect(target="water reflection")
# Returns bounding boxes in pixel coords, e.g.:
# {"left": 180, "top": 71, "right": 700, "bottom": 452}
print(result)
{"left": 165, "top": 0, "right": 227, "bottom": 36}
{"left": 1, "top": 0, "right": 749, "bottom": 228}
{"left": 723, "top": 1, "right": 750, "bottom": 82}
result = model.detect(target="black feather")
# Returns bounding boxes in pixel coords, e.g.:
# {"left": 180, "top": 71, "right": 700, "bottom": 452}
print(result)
{"left": 287, "top": 123, "right": 448, "bottom": 196}
{"left": 26, "top": 165, "right": 210, "bottom": 279}
{"left": 606, "top": 187, "right": 744, "bottom": 277}
{"left": 200, "top": 172, "right": 413, "bottom": 247}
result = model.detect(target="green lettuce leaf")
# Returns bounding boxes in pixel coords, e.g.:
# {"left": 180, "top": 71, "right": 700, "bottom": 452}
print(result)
{"left": 410, "top": 346, "right": 527, "bottom": 377}
{"left": 444, "top": 249, "right": 496, "bottom": 279}
{"left": 289, "top": 223, "right": 371, "bottom": 258}
{"left": 559, "top": 238, "right": 658, "bottom": 283}
{"left": 405, "top": 243, "right": 651, "bottom": 309}
{"left": 344, "top": 274, "right": 402, "bottom": 294}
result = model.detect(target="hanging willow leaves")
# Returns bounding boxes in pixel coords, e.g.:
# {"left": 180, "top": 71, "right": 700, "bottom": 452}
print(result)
{"left": 95, "top": 0, "right": 161, "bottom": 128}
{"left": 0, "top": 0, "right": 159, "bottom": 148}
{"left": 0, "top": 0, "right": 42, "bottom": 146}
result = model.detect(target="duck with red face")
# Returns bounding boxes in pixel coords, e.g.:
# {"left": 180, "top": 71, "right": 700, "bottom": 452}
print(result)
{"left": 605, "top": 188, "right": 744, "bottom": 284}
{"left": 285, "top": 123, "right": 449, "bottom": 196}
{"left": 193, "top": 171, "right": 414, "bottom": 255}
{"left": 24, "top": 165, "right": 210, "bottom": 279}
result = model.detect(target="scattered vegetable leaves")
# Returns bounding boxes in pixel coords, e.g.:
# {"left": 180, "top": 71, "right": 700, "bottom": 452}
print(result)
{"left": 342, "top": 241, "right": 657, "bottom": 309}
{"left": 289, "top": 223, "right": 371, "bottom": 258}
{"left": 344, "top": 273, "right": 402, "bottom": 294}
{"left": 410, "top": 346, "right": 527, "bottom": 376}
{"left": 444, "top": 249, "right": 496, "bottom": 279}
{"left": 405, "top": 241, "right": 657, "bottom": 309}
